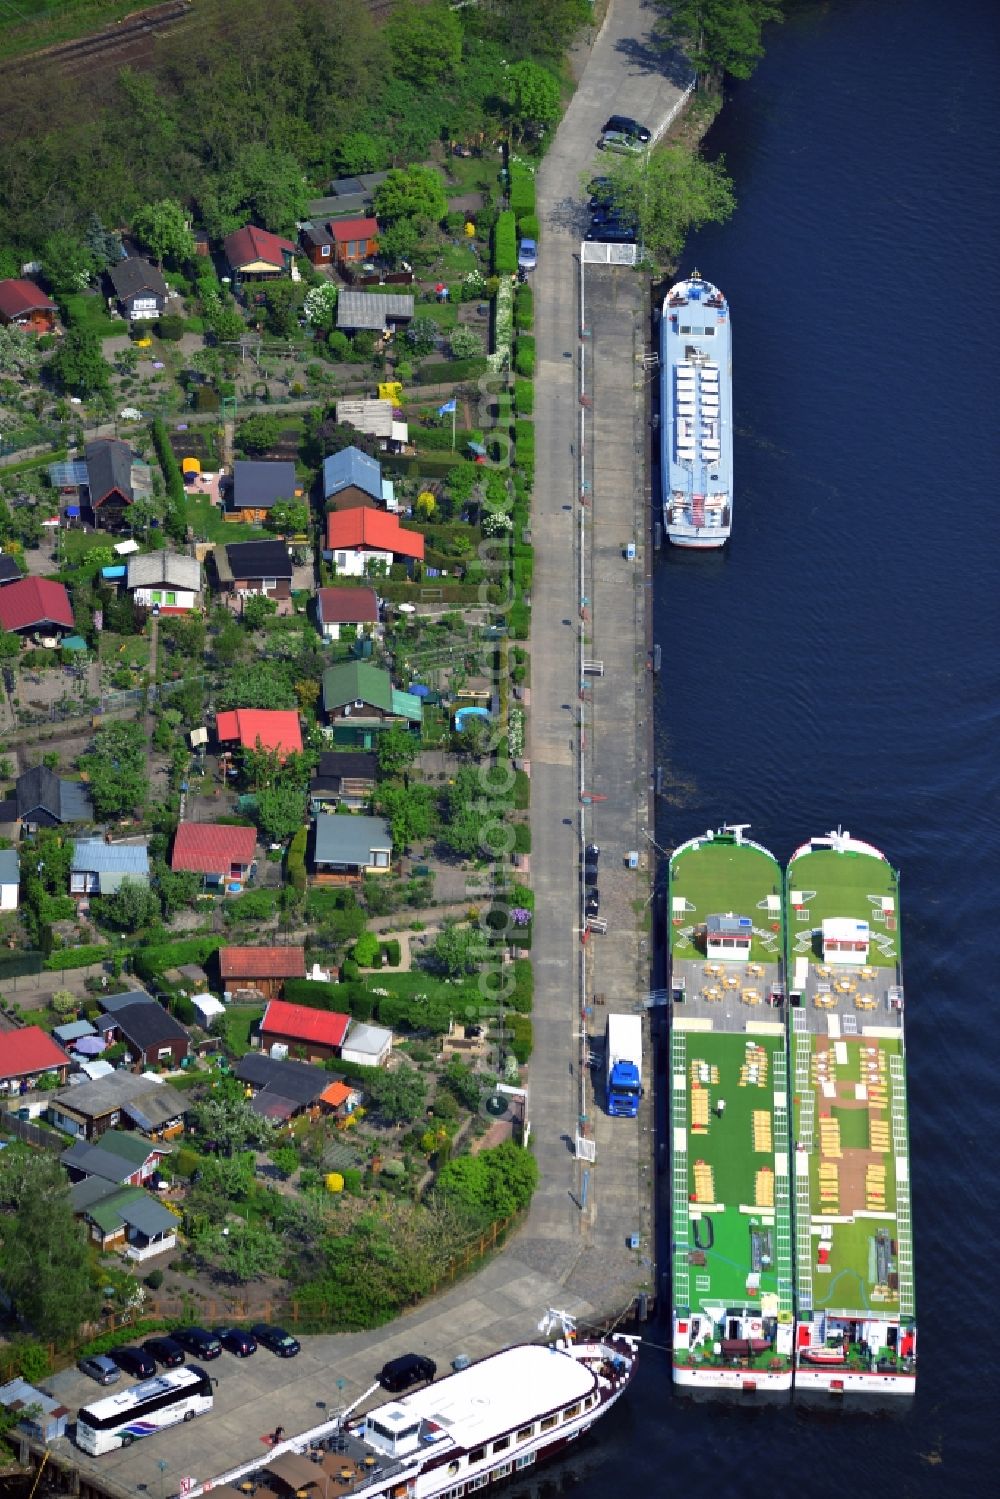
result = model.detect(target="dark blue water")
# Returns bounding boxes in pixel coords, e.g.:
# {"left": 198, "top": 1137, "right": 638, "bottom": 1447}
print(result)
{"left": 521, "top": 2, "right": 999, "bottom": 1495}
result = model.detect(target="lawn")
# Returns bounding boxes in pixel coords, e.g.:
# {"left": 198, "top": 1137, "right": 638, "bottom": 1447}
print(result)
{"left": 61, "top": 292, "right": 119, "bottom": 340}
{"left": 184, "top": 495, "right": 261, "bottom": 543}
{"left": 0, "top": 1, "right": 141, "bottom": 63}
{"left": 429, "top": 241, "right": 481, "bottom": 281}
{"left": 100, "top": 631, "right": 150, "bottom": 671}
{"left": 787, "top": 846, "right": 900, "bottom": 967}
{"left": 670, "top": 837, "right": 783, "bottom": 963}
{"left": 219, "top": 1004, "right": 265, "bottom": 1055}
{"left": 59, "top": 528, "right": 108, "bottom": 562}
{"left": 420, "top": 301, "right": 459, "bottom": 330}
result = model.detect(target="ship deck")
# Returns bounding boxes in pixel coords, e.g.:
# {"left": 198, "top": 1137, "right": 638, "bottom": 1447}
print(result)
{"left": 787, "top": 846, "right": 914, "bottom": 1348}
{"left": 668, "top": 836, "right": 793, "bottom": 1375}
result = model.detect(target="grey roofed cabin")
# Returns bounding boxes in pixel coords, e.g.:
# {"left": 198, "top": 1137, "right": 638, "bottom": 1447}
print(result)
{"left": 1, "top": 764, "right": 94, "bottom": 828}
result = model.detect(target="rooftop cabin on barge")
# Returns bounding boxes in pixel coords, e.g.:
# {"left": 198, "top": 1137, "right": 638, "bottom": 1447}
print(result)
{"left": 786, "top": 830, "right": 916, "bottom": 1396}
{"left": 660, "top": 273, "right": 733, "bottom": 548}
{"left": 668, "top": 826, "right": 793, "bottom": 1393}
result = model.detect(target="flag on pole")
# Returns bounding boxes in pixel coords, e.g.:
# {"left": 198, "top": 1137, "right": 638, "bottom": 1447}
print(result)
{"left": 437, "top": 400, "right": 457, "bottom": 416}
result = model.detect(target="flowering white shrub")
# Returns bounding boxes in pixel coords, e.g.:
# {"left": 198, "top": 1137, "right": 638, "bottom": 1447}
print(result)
{"left": 482, "top": 509, "right": 513, "bottom": 536}
{"left": 488, "top": 278, "right": 514, "bottom": 372}
{"left": 304, "top": 282, "right": 338, "bottom": 326}
{"left": 508, "top": 709, "right": 525, "bottom": 757}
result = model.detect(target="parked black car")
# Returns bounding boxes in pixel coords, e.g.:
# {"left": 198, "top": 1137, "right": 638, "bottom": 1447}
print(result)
{"left": 171, "top": 1326, "right": 222, "bottom": 1360}
{"left": 585, "top": 223, "right": 637, "bottom": 244}
{"left": 603, "top": 114, "right": 651, "bottom": 143}
{"left": 143, "top": 1336, "right": 186, "bottom": 1368}
{"left": 213, "top": 1327, "right": 257, "bottom": 1357}
{"left": 585, "top": 844, "right": 601, "bottom": 863}
{"left": 586, "top": 890, "right": 601, "bottom": 917}
{"left": 109, "top": 1346, "right": 156, "bottom": 1380}
{"left": 378, "top": 1353, "right": 436, "bottom": 1393}
{"left": 250, "top": 1324, "right": 300, "bottom": 1358}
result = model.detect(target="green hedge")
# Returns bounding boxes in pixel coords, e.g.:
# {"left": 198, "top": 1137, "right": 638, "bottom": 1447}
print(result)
{"left": 513, "top": 419, "right": 534, "bottom": 463}
{"left": 508, "top": 1013, "right": 533, "bottom": 1063}
{"left": 513, "top": 285, "right": 533, "bottom": 330}
{"left": 514, "top": 336, "right": 535, "bottom": 378}
{"left": 43, "top": 944, "right": 111, "bottom": 971}
{"left": 513, "top": 379, "right": 533, "bottom": 416}
{"left": 415, "top": 356, "right": 489, "bottom": 385}
{"left": 509, "top": 163, "right": 536, "bottom": 216}
{"left": 133, "top": 936, "right": 222, "bottom": 981}
{"left": 381, "top": 455, "right": 465, "bottom": 481}
{"left": 493, "top": 210, "right": 517, "bottom": 275}
{"left": 516, "top": 214, "right": 540, "bottom": 240}
{"left": 287, "top": 826, "right": 307, "bottom": 892}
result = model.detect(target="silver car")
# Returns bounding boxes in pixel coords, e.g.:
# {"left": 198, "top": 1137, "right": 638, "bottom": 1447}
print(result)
{"left": 78, "top": 1354, "right": 120, "bottom": 1386}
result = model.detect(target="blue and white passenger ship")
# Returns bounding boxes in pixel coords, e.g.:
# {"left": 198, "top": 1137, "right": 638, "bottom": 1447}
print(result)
{"left": 660, "top": 273, "right": 733, "bottom": 547}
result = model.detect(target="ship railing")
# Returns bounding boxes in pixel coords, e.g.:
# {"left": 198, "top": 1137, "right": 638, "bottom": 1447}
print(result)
{"left": 670, "top": 1033, "right": 691, "bottom": 1307}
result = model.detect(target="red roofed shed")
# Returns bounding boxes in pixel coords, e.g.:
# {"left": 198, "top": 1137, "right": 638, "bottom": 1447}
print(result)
{"left": 223, "top": 226, "right": 297, "bottom": 278}
{"left": 171, "top": 822, "right": 256, "bottom": 887}
{"left": 0, "top": 1026, "right": 71, "bottom": 1091}
{"left": 219, "top": 946, "right": 306, "bottom": 999}
{"left": 329, "top": 217, "right": 378, "bottom": 266}
{"left": 260, "top": 1000, "right": 350, "bottom": 1061}
{"left": 0, "top": 578, "right": 74, "bottom": 635}
{"left": 215, "top": 709, "right": 303, "bottom": 760}
{"left": 0, "top": 278, "right": 57, "bottom": 332}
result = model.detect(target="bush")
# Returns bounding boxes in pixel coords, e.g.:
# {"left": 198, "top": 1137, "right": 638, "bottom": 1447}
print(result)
{"left": 194, "top": 385, "right": 220, "bottom": 412}
{"left": 514, "top": 336, "right": 535, "bottom": 378}
{"left": 353, "top": 931, "right": 380, "bottom": 967}
{"left": 513, "top": 379, "right": 533, "bottom": 416}
{"left": 145, "top": 1269, "right": 164, "bottom": 1290}
{"left": 382, "top": 938, "right": 401, "bottom": 966}
{"left": 156, "top": 315, "right": 186, "bottom": 341}
{"left": 172, "top": 994, "right": 196, "bottom": 1025}
{"left": 516, "top": 213, "right": 540, "bottom": 239}
{"left": 173, "top": 1147, "right": 200, "bottom": 1179}
{"left": 493, "top": 210, "right": 517, "bottom": 275}
{"left": 134, "top": 936, "right": 222, "bottom": 982}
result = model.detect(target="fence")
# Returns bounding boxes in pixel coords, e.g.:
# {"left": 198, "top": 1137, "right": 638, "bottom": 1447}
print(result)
{"left": 0, "top": 1113, "right": 63, "bottom": 1151}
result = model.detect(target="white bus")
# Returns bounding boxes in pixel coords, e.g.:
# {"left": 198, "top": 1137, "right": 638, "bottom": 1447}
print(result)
{"left": 76, "top": 1365, "right": 214, "bottom": 1454}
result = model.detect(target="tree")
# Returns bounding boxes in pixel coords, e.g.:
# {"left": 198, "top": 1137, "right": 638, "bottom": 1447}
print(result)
{"left": 426, "top": 920, "right": 489, "bottom": 978}
{"left": 84, "top": 214, "right": 122, "bottom": 272}
{"left": 256, "top": 785, "right": 306, "bottom": 843}
{"left": 269, "top": 1145, "right": 299, "bottom": 1179}
{"left": 0, "top": 326, "right": 42, "bottom": 382}
{"left": 101, "top": 876, "right": 159, "bottom": 932}
{"left": 41, "top": 231, "right": 96, "bottom": 296}
{"left": 49, "top": 989, "right": 78, "bottom": 1018}
{"left": 376, "top": 781, "right": 437, "bottom": 850}
{"left": 131, "top": 199, "right": 195, "bottom": 266}
{"left": 606, "top": 144, "right": 735, "bottom": 262}
{"left": 266, "top": 499, "right": 310, "bottom": 535}
{"left": 303, "top": 281, "right": 338, "bottom": 330}
{"left": 435, "top": 1141, "right": 538, "bottom": 1223}
{"left": 241, "top": 593, "right": 278, "bottom": 630}
{"left": 160, "top": 613, "right": 205, "bottom": 659}
{"left": 192, "top": 1092, "right": 274, "bottom": 1154}
{"left": 294, "top": 678, "right": 320, "bottom": 714}
{"left": 501, "top": 59, "right": 562, "bottom": 140}
{"left": 262, "top": 279, "right": 305, "bottom": 339}
{"left": 367, "top": 1064, "right": 427, "bottom": 1124}
{"left": 471, "top": 0, "right": 590, "bottom": 64}
{"left": 156, "top": 866, "right": 200, "bottom": 919}
{"left": 237, "top": 411, "right": 281, "bottom": 455}
{"left": 48, "top": 326, "right": 112, "bottom": 399}
{"left": 81, "top": 719, "right": 149, "bottom": 817}
{"left": 374, "top": 166, "right": 448, "bottom": 228}
{"left": 200, "top": 144, "right": 308, "bottom": 238}
{"left": 386, "top": 1, "right": 463, "bottom": 84}
{"left": 654, "top": 0, "right": 784, "bottom": 81}
{"left": 0, "top": 1149, "right": 98, "bottom": 1344}
{"left": 404, "top": 316, "right": 439, "bottom": 357}
{"left": 450, "top": 325, "right": 484, "bottom": 360}
{"left": 331, "top": 130, "right": 388, "bottom": 176}
{"left": 376, "top": 723, "right": 419, "bottom": 777}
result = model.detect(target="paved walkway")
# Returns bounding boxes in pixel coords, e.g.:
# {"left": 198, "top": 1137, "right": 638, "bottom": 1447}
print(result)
{"left": 525, "top": 0, "right": 688, "bottom": 1308}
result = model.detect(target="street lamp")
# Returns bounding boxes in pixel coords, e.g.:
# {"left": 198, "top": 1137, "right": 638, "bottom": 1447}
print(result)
{"left": 157, "top": 1460, "right": 169, "bottom": 1499}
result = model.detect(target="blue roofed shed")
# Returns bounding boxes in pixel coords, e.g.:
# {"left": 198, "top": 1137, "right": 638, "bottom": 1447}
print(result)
{"left": 0, "top": 1378, "right": 70, "bottom": 1442}
{"left": 53, "top": 1018, "right": 98, "bottom": 1045}
{"left": 70, "top": 839, "right": 150, "bottom": 896}
{"left": 323, "top": 446, "right": 383, "bottom": 506}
